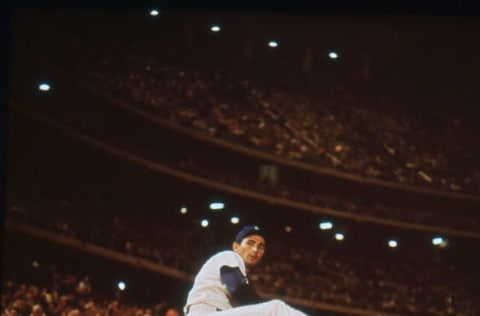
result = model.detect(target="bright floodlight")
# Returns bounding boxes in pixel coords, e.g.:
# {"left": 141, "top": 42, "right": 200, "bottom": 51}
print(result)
{"left": 230, "top": 216, "right": 240, "bottom": 224}
{"left": 210, "top": 25, "right": 221, "bottom": 32}
{"left": 335, "top": 233, "right": 344, "bottom": 241}
{"left": 209, "top": 202, "right": 224, "bottom": 210}
{"left": 319, "top": 221, "right": 333, "bottom": 230}
{"left": 388, "top": 240, "right": 398, "bottom": 248}
{"left": 268, "top": 40, "right": 278, "bottom": 48}
{"left": 117, "top": 281, "right": 126, "bottom": 291}
{"left": 328, "top": 51, "right": 338, "bottom": 59}
{"left": 180, "top": 207, "right": 188, "bottom": 214}
{"left": 201, "top": 219, "right": 209, "bottom": 227}
{"left": 38, "top": 83, "right": 51, "bottom": 92}
{"left": 432, "top": 236, "right": 448, "bottom": 247}
{"left": 150, "top": 9, "right": 159, "bottom": 16}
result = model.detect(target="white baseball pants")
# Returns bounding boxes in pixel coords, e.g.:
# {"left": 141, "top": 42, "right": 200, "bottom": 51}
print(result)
{"left": 186, "top": 300, "right": 308, "bottom": 316}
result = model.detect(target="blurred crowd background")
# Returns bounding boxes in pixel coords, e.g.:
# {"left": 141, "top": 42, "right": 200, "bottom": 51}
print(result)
{"left": 3, "top": 6, "right": 480, "bottom": 316}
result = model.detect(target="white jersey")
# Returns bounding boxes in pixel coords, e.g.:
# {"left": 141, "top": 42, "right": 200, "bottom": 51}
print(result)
{"left": 184, "top": 250, "right": 247, "bottom": 312}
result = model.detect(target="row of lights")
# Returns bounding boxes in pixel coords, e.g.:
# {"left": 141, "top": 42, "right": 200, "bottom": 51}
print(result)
{"left": 179, "top": 206, "right": 449, "bottom": 248}
{"left": 148, "top": 9, "right": 339, "bottom": 60}
{"left": 35, "top": 12, "right": 342, "bottom": 95}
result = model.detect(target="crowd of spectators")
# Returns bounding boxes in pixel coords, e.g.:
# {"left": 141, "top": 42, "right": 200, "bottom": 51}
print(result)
{"left": 6, "top": 200, "right": 479, "bottom": 316}
{"left": 12, "top": 13, "right": 480, "bottom": 233}
{"left": 12, "top": 12, "right": 479, "bottom": 197}
{"left": 21, "top": 17, "right": 480, "bottom": 196}
{"left": 8, "top": 103, "right": 479, "bottom": 314}
{"left": 98, "top": 61, "right": 480, "bottom": 195}
{"left": 1, "top": 266, "right": 181, "bottom": 316}
{"left": 8, "top": 12, "right": 480, "bottom": 316}
{"left": 17, "top": 94, "right": 478, "bottom": 234}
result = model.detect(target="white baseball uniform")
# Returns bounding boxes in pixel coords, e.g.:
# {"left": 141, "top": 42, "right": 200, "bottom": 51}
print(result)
{"left": 184, "top": 250, "right": 307, "bottom": 316}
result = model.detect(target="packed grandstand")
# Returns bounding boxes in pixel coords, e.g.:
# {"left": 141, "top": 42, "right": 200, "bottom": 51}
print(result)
{"left": 3, "top": 8, "right": 480, "bottom": 316}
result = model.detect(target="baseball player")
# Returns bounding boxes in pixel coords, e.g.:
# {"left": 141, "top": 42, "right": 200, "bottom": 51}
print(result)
{"left": 184, "top": 225, "right": 308, "bottom": 315}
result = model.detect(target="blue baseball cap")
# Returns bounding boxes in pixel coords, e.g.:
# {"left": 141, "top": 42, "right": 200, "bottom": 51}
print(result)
{"left": 235, "top": 225, "right": 265, "bottom": 243}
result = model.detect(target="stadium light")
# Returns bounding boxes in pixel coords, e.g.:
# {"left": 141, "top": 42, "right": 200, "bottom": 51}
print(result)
{"left": 319, "top": 221, "right": 333, "bottom": 230}
{"left": 268, "top": 40, "right": 278, "bottom": 48}
{"left": 388, "top": 239, "right": 398, "bottom": 248}
{"left": 335, "top": 233, "right": 344, "bottom": 241}
{"left": 210, "top": 25, "right": 221, "bottom": 32}
{"left": 230, "top": 216, "right": 240, "bottom": 224}
{"left": 180, "top": 207, "right": 188, "bottom": 214}
{"left": 209, "top": 202, "right": 224, "bottom": 210}
{"left": 201, "top": 219, "right": 209, "bottom": 227}
{"left": 328, "top": 51, "right": 338, "bottom": 59}
{"left": 150, "top": 9, "right": 159, "bottom": 16}
{"left": 432, "top": 236, "right": 448, "bottom": 248}
{"left": 117, "top": 281, "right": 126, "bottom": 291}
{"left": 38, "top": 83, "right": 51, "bottom": 92}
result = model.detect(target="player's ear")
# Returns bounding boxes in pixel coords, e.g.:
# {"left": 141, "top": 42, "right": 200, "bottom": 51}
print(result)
{"left": 232, "top": 241, "right": 239, "bottom": 251}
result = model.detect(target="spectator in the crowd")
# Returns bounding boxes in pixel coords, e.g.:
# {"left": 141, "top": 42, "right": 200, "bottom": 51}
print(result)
{"left": 163, "top": 307, "right": 181, "bottom": 316}
{"left": 30, "top": 304, "right": 46, "bottom": 316}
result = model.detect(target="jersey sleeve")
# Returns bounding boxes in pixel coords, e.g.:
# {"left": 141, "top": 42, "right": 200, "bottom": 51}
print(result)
{"left": 218, "top": 251, "right": 246, "bottom": 272}
{"left": 220, "top": 266, "right": 263, "bottom": 305}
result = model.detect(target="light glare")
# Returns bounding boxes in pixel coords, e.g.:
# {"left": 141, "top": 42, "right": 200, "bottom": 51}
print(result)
{"left": 231, "top": 216, "right": 239, "bottom": 224}
{"left": 211, "top": 25, "right": 221, "bottom": 32}
{"left": 209, "top": 202, "right": 224, "bottom": 210}
{"left": 201, "top": 219, "right": 209, "bottom": 227}
{"left": 180, "top": 207, "right": 188, "bottom": 214}
{"left": 150, "top": 9, "right": 159, "bottom": 16}
{"left": 319, "top": 221, "right": 333, "bottom": 230}
{"left": 268, "top": 41, "right": 278, "bottom": 48}
{"left": 118, "top": 281, "right": 126, "bottom": 291}
{"left": 38, "top": 83, "right": 50, "bottom": 91}
{"left": 329, "top": 51, "right": 338, "bottom": 59}
{"left": 335, "top": 233, "right": 344, "bottom": 241}
{"left": 388, "top": 240, "right": 398, "bottom": 248}
{"left": 432, "top": 236, "right": 448, "bottom": 247}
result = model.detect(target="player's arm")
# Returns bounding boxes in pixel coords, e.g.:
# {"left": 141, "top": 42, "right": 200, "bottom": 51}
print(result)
{"left": 220, "top": 266, "right": 263, "bottom": 305}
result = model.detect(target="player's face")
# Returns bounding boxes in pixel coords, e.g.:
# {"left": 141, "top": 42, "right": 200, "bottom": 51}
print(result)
{"left": 233, "top": 235, "right": 265, "bottom": 267}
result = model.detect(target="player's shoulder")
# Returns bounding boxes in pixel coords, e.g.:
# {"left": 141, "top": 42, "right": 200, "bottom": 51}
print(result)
{"left": 210, "top": 250, "right": 238, "bottom": 260}
{"left": 209, "top": 250, "right": 243, "bottom": 265}
{"left": 202, "top": 250, "right": 246, "bottom": 275}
